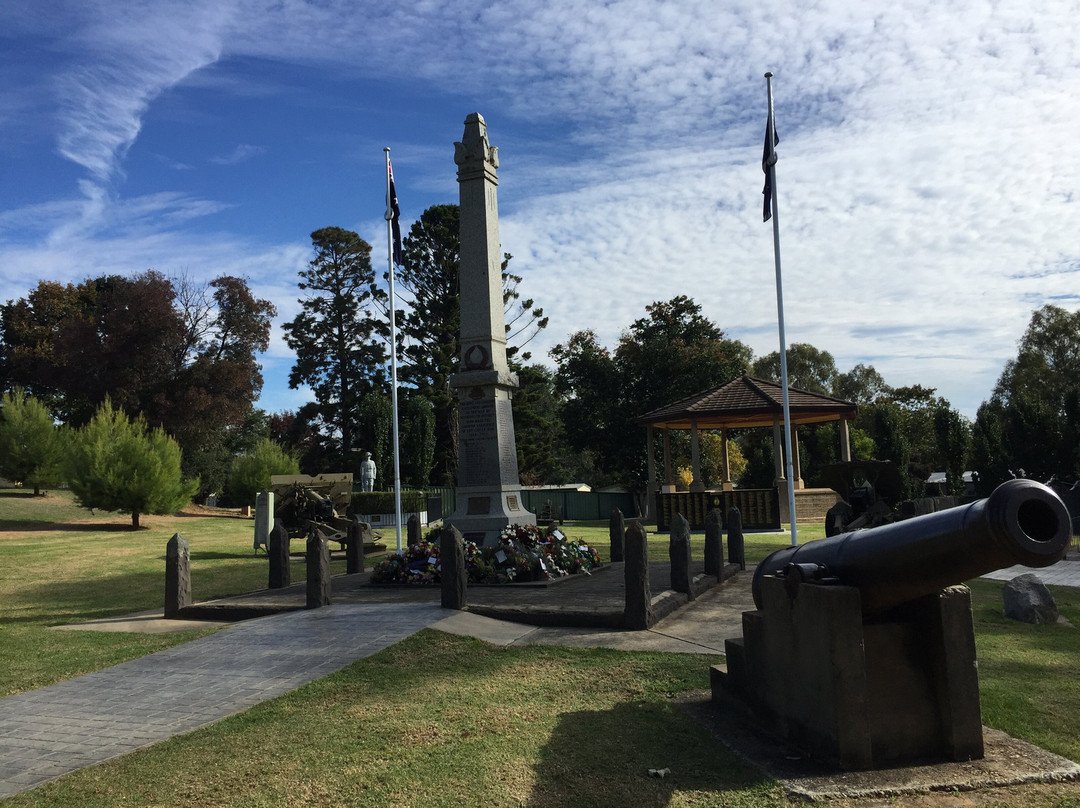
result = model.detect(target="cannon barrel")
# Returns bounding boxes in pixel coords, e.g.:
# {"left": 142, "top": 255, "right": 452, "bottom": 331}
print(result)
{"left": 752, "top": 479, "right": 1071, "bottom": 614}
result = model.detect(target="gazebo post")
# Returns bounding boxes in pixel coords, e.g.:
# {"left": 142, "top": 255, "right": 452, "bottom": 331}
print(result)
{"left": 720, "top": 427, "right": 733, "bottom": 491}
{"left": 646, "top": 425, "right": 657, "bottom": 512}
{"left": 792, "top": 427, "right": 805, "bottom": 490}
{"left": 772, "top": 415, "right": 787, "bottom": 487}
{"left": 839, "top": 418, "right": 852, "bottom": 462}
{"left": 690, "top": 419, "right": 705, "bottom": 492}
{"left": 662, "top": 428, "right": 674, "bottom": 493}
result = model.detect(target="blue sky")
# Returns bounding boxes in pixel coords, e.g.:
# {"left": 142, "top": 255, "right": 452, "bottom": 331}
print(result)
{"left": 2, "top": 0, "right": 1079, "bottom": 421}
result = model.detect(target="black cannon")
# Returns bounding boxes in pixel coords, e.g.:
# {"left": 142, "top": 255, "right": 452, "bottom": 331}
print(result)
{"left": 715, "top": 479, "right": 1072, "bottom": 770}
{"left": 753, "top": 478, "right": 1071, "bottom": 615}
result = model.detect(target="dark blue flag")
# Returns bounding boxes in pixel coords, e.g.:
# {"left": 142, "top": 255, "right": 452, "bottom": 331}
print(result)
{"left": 388, "top": 160, "right": 403, "bottom": 265}
{"left": 762, "top": 115, "right": 779, "bottom": 222}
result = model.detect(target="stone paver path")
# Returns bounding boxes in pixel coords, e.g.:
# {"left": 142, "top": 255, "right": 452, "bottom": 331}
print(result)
{"left": 0, "top": 602, "right": 446, "bottom": 798}
{"left": 980, "top": 556, "right": 1080, "bottom": 587}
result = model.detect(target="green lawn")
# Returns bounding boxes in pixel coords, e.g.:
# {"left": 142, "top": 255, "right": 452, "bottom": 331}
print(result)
{"left": 0, "top": 488, "right": 349, "bottom": 695}
{"left": 3, "top": 491, "right": 1080, "bottom": 807}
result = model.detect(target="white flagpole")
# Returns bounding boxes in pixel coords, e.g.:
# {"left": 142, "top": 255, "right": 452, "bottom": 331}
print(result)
{"left": 765, "top": 72, "right": 798, "bottom": 547}
{"left": 384, "top": 148, "right": 403, "bottom": 553}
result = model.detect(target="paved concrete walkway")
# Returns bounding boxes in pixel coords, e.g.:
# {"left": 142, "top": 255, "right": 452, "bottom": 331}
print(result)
{"left": 0, "top": 603, "right": 447, "bottom": 798}
{"left": 980, "top": 555, "right": 1080, "bottom": 586}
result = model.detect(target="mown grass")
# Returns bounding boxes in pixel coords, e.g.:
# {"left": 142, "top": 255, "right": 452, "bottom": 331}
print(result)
{"left": 0, "top": 488, "right": 351, "bottom": 695}
{"left": 970, "top": 577, "right": 1080, "bottom": 763}
{"left": 4, "top": 493, "right": 1080, "bottom": 807}
{"left": 2, "top": 632, "right": 787, "bottom": 808}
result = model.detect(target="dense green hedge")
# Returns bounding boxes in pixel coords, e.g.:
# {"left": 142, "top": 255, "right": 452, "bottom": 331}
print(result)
{"left": 350, "top": 490, "right": 426, "bottom": 515}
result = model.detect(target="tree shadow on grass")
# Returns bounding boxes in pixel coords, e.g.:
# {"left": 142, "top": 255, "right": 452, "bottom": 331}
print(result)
{"left": 525, "top": 700, "right": 769, "bottom": 808}
{"left": 0, "top": 520, "right": 138, "bottom": 532}
{"left": 189, "top": 548, "right": 255, "bottom": 561}
{"left": 9, "top": 569, "right": 168, "bottom": 625}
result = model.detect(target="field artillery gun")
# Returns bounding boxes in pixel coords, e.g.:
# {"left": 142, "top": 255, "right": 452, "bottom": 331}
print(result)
{"left": 269, "top": 474, "right": 383, "bottom": 554}
{"left": 715, "top": 479, "right": 1071, "bottom": 770}
{"left": 819, "top": 460, "right": 906, "bottom": 536}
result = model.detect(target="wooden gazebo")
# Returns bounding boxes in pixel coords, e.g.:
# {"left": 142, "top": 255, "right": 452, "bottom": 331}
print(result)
{"left": 637, "top": 376, "right": 858, "bottom": 530}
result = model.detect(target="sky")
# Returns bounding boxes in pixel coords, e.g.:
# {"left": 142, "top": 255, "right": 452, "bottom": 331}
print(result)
{"left": 2, "top": 0, "right": 1079, "bottom": 422}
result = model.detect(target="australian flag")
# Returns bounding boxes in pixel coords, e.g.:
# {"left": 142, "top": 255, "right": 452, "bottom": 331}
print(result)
{"left": 762, "top": 114, "right": 779, "bottom": 222}
{"left": 388, "top": 160, "right": 403, "bottom": 265}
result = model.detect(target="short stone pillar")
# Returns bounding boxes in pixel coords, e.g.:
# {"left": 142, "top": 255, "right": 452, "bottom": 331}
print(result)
{"left": 407, "top": 514, "right": 422, "bottom": 547}
{"left": 165, "top": 532, "right": 191, "bottom": 618}
{"left": 253, "top": 490, "right": 274, "bottom": 553}
{"left": 268, "top": 518, "right": 291, "bottom": 589}
{"left": 669, "top": 513, "right": 693, "bottom": 598}
{"left": 609, "top": 508, "right": 625, "bottom": 562}
{"left": 306, "top": 531, "right": 331, "bottom": 609}
{"left": 623, "top": 521, "right": 653, "bottom": 630}
{"left": 704, "top": 508, "right": 723, "bottom": 578}
{"left": 346, "top": 518, "right": 367, "bottom": 575}
{"left": 440, "top": 524, "right": 467, "bottom": 610}
{"left": 727, "top": 506, "right": 745, "bottom": 570}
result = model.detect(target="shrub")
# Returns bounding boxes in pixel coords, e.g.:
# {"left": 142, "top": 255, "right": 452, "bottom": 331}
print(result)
{"left": 224, "top": 438, "right": 300, "bottom": 506}
{"left": 0, "top": 388, "right": 65, "bottom": 495}
{"left": 350, "top": 490, "right": 426, "bottom": 515}
{"left": 66, "top": 398, "right": 198, "bottom": 528}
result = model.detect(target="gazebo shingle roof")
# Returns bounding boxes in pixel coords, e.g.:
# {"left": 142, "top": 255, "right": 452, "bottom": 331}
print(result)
{"left": 637, "top": 375, "right": 857, "bottom": 429}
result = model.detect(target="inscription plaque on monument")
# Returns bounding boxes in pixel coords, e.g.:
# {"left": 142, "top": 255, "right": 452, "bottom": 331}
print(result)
{"left": 468, "top": 497, "right": 491, "bottom": 515}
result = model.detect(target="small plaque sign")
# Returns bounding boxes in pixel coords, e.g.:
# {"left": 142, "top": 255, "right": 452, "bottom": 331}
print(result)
{"left": 507, "top": 495, "right": 519, "bottom": 511}
{"left": 468, "top": 496, "right": 491, "bottom": 515}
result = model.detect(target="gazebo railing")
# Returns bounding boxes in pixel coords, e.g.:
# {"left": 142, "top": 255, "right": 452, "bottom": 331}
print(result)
{"left": 656, "top": 488, "right": 781, "bottom": 532}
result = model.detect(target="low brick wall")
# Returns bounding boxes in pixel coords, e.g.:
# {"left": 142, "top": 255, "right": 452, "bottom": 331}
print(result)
{"left": 779, "top": 488, "right": 842, "bottom": 524}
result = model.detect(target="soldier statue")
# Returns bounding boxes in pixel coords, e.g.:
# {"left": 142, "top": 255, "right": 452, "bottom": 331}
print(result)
{"left": 360, "top": 452, "right": 377, "bottom": 492}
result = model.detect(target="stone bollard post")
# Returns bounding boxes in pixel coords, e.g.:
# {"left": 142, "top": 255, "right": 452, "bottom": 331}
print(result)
{"left": 623, "top": 521, "right": 653, "bottom": 630}
{"left": 165, "top": 532, "right": 191, "bottom": 618}
{"left": 609, "top": 508, "right": 625, "bottom": 562}
{"left": 268, "top": 518, "right": 291, "bottom": 589}
{"left": 704, "top": 508, "right": 724, "bottom": 577}
{"left": 346, "top": 517, "right": 367, "bottom": 574}
{"left": 253, "top": 490, "right": 274, "bottom": 554}
{"left": 407, "top": 514, "right": 421, "bottom": 547}
{"left": 440, "top": 524, "right": 467, "bottom": 610}
{"left": 306, "top": 530, "right": 332, "bottom": 609}
{"left": 669, "top": 513, "right": 693, "bottom": 598}
{"left": 727, "top": 506, "right": 745, "bottom": 570}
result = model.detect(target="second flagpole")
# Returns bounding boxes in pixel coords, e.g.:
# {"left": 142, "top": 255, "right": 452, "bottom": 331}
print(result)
{"left": 765, "top": 73, "right": 798, "bottom": 548}
{"left": 384, "top": 148, "right": 403, "bottom": 553}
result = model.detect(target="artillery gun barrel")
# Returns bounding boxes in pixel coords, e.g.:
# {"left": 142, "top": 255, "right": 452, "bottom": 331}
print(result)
{"left": 752, "top": 479, "right": 1071, "bottom": 614}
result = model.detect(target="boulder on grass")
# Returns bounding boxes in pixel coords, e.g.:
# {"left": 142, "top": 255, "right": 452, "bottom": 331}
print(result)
{"left": 1003, "top": 573, "right": 1058, "bottom": 625}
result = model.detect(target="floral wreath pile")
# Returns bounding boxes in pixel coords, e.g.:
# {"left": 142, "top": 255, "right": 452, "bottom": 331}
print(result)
{"left": 370, "top": 523, "right": 601, "bottom": 585}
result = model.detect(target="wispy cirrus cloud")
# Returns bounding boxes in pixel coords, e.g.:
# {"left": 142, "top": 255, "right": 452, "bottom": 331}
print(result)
{"left": 53, "top": 1, "right": 236, "bottom": 183}
{"left": 2, "top": 0, "right": 1078, "bottom": 420}
{"left": 210, "top": 143, "right": 266, "bottom": 165}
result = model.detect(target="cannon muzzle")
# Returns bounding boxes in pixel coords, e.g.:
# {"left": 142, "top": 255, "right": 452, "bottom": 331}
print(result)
{"left": 752, "top": 478, "right": 1071, "bottom": 614}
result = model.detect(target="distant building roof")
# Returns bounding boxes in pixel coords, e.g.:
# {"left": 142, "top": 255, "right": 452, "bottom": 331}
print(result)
{"left": 522, "top": 483, "right": 592, "bottom": 493}
{"left": 927, "top": 471, "right": 974, "bottom": 484}
{"left": 637, "top": 375, "right": 857, "bottom": 429}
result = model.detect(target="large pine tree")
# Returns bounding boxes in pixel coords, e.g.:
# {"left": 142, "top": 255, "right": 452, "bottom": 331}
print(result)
{"left": 283, "top": 227, "right": 388, "bottom": 466}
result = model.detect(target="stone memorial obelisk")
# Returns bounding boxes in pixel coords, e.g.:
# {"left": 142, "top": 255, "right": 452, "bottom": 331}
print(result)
{"left": 445, "top": 113, "right": 535, "bottom": 545}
